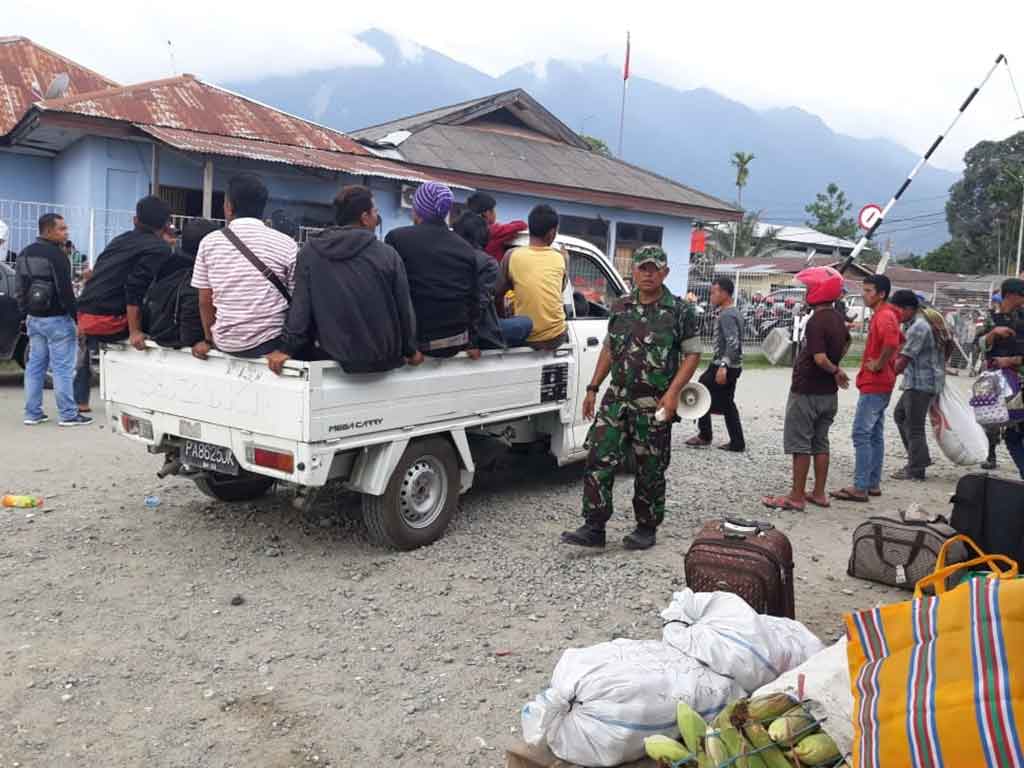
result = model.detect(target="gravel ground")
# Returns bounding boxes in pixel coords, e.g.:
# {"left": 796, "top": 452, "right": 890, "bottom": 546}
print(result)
{"left": 0, "top": 366, "right": 1005, "bottom": 767}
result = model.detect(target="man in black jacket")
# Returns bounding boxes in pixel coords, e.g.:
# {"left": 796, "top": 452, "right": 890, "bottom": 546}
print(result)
{"left": 15, "top": 213, "right": 92, "bottom": 426}
{"left": 385, "top": 182, "right": 480, "bottom": 358}
{"left": 74, "top": 196, "right": 173, "bottom": 408}
{"left": 267, "top": 186, "right": 422, "bottom": 375}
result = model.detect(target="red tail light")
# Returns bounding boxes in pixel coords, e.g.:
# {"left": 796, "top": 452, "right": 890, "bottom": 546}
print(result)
{"left": 252, "top": 448, "right": 294, "bottom": 474}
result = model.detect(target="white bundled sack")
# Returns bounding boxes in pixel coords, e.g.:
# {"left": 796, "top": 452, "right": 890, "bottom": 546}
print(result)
{"left": 521, "top": 639, "right": 744, "bottom": 767}
{"left": 930, "top": 380, "right": 988, "bottom": 465}
{"left": 660, "top": 589, "right": 824, "bottom": 692}
{"left": 753, "top": 638, "right": 854, "bottom": 757}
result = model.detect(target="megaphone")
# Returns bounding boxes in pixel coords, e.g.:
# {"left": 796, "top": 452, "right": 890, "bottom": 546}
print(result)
{"left": 676, "top": 381, "right": 712, "bottom": 421}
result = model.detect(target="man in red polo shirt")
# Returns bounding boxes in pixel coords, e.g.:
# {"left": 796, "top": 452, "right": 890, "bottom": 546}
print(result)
{"left": 831, "top": 274, "right": 902, "bottom": 502}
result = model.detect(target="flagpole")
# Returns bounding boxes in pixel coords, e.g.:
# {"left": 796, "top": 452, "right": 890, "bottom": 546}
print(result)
{"left": 618, "top": 31, "right": 629, "bottom": 158}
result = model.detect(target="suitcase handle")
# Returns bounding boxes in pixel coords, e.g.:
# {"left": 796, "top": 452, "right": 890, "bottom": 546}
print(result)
{"left": 724, "top": 516, "right": 775, "bottom": 532}
{"left": 915, "top": 535, "right": 1018, "bottom": 597}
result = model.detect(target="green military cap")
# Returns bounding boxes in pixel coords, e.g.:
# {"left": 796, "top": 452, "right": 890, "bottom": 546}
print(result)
{"left": 632, "top": 245, "right": 668, "bottom": 268}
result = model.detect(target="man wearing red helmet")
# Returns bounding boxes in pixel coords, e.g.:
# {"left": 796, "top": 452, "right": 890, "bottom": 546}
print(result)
{"left": 763, "top": 267, "right": 851, "bottom": 511}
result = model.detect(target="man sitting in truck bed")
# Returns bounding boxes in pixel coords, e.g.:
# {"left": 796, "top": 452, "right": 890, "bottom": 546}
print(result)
{"left": 266, "top": 186, "right": 423, "bottom": 375}
{"left": 191, "top": 173, "right": 298, "bottom": 360}
{"left": 385, "top": 182, "right": 480, "bottom": 359}
{"left": 495, "top": 204, "right": 568, "bottom": 351}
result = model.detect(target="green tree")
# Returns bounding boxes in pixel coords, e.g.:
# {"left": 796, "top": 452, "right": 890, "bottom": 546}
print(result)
{"left": 805, "top": 183, "right": 858, "bottom": 240}
{"left": 946, "top": 130, "right": 1024, "bottom": 274}
{"left": 730, "top": 151, "right": 756, "bottom": 208}
{"left": 582, "top": 135, "right": 612, "bottom": 157}
{"left": 918, "top": 240, "right": 970, "bottom": 273}
{"left": 707, "top": 211, "right": 780, "bottom": 261}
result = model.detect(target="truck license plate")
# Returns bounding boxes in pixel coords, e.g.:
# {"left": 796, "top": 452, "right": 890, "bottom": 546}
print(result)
{"left": 183, "top": 440, "right": 239, "bottom": 476}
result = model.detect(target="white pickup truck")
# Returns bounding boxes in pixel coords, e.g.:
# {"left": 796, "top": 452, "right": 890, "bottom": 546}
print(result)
{"left": 102, "top": 234, "right": 631, "bottom": 549}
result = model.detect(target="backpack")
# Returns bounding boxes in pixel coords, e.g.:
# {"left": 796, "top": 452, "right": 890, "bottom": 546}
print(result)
{"left": 142, "top": 267, "right": 203, "bottom": 348}
{"left": 922, "top": 307, "right": 953, "bottom": 362}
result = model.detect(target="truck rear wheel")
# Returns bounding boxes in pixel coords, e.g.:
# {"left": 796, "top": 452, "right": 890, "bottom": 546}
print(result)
{"left": 361, "top": 437, "right": 458, "bottom": 550}
{"left": 194, "top": 470, "right": 275, "bottom": 502}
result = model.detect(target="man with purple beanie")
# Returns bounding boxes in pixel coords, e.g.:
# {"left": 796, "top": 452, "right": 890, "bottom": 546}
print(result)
{"left": 385, "top": 182, "right": 481, "bottom": 358}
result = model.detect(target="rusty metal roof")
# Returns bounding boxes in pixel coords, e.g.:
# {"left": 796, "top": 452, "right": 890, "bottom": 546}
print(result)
{"left": 38, "top": 74, "right": 369, "bottom": 155}
{"left": 355, "top": 90, "right": 739, "bottom": 219}
{"left": 138, "top": 125, "right": 470, "bottom": 187}
{"left": 0, "top": 36, "right": 118, "bottom": 136}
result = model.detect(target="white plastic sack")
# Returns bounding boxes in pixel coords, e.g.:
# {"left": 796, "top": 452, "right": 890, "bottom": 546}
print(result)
{"left": 660, "top": 589, "right": 824, "bottom": 692}
{"left": 930, "top": 380, "right": 988, "bottom": 465}
{"left": 521, "top": 639, "right": 744, "bottom": 767}
{"left": 753, "top": 638, "right": 854, "bottom": 758}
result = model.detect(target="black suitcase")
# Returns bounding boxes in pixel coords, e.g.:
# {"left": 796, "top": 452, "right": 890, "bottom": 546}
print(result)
{"left": 949, "top": 473, "right": 1024, "bottom": 566}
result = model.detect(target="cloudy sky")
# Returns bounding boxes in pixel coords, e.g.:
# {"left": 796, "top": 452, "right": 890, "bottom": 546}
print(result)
{"left": 8, "top": 0, "right": 1023, "bottom": 171}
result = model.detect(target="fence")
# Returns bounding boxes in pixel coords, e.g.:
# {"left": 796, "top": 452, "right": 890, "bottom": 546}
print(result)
{"left": 687, "top": 260, "right": 807, "bottom": 349}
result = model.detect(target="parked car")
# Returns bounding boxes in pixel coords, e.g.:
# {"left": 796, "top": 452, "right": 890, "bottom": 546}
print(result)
{"left": 0, "top": 261, "right": 28, "bottom": 368}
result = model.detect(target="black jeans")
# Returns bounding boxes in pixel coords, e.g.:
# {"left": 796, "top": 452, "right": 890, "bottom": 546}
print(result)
{"left": 74, "top": 336, "right": 101, "bottom": 406}
{"left": 894, "top": 389, "right": 936, "bottom": 473}
{"left": 231, "top": 337, "right": 284, "bottom": 359}
{"left": 697, "top": 365, "right": 745, "bottom": 449}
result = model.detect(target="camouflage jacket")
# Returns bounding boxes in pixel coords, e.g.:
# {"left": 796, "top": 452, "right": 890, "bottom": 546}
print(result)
{"left": 604, "top": 288, "right": 702, "bottom": 398}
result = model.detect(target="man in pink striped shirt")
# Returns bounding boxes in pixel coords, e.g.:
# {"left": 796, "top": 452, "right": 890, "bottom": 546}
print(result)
{"left": 191, "top": 174, "right": 298, "bottom": 359}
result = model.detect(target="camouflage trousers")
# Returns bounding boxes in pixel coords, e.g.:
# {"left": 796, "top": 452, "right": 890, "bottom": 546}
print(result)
{"left": 582, "top": 395, "right": 672, "bottom": 528}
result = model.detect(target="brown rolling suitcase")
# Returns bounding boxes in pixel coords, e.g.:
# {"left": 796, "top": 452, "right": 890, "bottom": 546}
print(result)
{"left": 684, "top": 518, "right": 795, "bottom": 618}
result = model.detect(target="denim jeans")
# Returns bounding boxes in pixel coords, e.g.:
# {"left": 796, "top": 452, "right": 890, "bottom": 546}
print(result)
{"left": 499, "top": 316, "right": 533, "bottom": 347}
{"left": 25, "top": 315, "right": 79, "bottom": 422}
{"left": 852, "top": 392, "right": 892, "bottom": 491}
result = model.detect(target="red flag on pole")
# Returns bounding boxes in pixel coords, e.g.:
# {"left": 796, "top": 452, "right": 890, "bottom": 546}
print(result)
{"left": 623, "top": 31, "right": 631, "bottom": 81}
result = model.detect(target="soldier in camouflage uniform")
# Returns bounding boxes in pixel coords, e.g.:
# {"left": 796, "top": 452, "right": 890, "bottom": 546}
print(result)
{"left": 562, "top": 246, "right": 702, "bottom": 550}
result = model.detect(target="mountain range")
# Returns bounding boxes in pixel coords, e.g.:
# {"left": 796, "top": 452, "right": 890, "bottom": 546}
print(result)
{"left": 224, "top": 29, "right": 956, "bottom": 254}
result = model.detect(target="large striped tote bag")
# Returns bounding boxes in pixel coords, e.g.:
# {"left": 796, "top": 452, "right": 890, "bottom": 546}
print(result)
{"left": 845, "top": 535, "right": 1023, "bottom": 768}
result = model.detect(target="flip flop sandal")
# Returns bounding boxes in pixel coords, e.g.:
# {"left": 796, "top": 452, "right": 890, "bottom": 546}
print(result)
{"left": 829, "top": 488, "right": 869, "bottom": 502}
{"left": 805, "top": 496, "right": 831, "bottom": 508}
{"left": 868, "top": 489, "right": 882, "bottom": 497}
{"left": 761, "top": 495, "right": 805, "bottom": 512}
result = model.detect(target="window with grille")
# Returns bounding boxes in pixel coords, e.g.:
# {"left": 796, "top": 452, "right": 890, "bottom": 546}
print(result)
{"left": 568, "top": 249, "right": 621, "bottom": 318}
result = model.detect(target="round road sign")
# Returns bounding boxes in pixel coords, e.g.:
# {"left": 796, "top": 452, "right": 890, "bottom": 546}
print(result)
{"left": 859, "top": 204, "right": 883, "bottom": 231}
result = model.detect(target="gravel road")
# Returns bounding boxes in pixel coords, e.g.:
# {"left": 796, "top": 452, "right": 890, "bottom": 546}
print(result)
{"left": 0, "top": 366, "right": 1002, "bottom": 767}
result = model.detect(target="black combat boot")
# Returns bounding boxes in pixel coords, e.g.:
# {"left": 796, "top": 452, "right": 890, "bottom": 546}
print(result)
{"left": 561, "top": 523, "right": 606, "bottom": 548}
{"left": 623, "top": 525, "right": 657, "bottom": 550}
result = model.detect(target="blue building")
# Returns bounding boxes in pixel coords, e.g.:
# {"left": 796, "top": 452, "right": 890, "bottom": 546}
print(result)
{"left": 0, "top": 37, "right": 739, "bottom": 294}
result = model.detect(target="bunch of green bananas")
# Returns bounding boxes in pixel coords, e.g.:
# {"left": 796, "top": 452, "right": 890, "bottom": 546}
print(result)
{"left": 643, "top": 694, "right": 847, "bottom": 768}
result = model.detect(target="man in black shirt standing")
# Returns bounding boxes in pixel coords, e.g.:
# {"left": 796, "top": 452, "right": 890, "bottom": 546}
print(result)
{"left": 14, "top": 213, "right": 92, "bottom": 427}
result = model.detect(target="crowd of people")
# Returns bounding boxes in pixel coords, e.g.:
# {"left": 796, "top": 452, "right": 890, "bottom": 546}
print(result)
{"left": 11, "top": 173, "right": 573, "bottom": 423}
{"left": 12, "top": 171, "right": 1024, "bottom": 551}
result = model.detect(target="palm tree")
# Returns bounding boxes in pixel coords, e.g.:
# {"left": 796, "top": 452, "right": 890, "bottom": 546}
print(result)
{"left": 730, "top": 151, "right": 755, "bottom": 257}
{"left": 709, "top": 211, "right": 779, "bottom": 261}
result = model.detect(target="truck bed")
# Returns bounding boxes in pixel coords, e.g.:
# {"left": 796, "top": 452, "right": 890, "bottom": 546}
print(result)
{"left": 101, "top": 342, "right": 575, "bottom": 451}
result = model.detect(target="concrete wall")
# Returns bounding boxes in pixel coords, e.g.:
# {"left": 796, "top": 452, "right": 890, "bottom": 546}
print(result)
{"left": 0, "top": 152, "right": 54, "bottom": 203}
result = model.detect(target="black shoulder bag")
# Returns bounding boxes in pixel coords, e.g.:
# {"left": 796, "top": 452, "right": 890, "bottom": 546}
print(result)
{"left": 26, "top": 255, "right": 57, "bottom": 314}
{"left": 220, "top": 227, "right": 291, "bottom": 303}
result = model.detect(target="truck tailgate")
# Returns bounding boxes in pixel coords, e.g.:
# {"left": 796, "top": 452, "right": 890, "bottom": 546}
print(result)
{"left": 101, "top": 345, "right": 308, "bottom": 441}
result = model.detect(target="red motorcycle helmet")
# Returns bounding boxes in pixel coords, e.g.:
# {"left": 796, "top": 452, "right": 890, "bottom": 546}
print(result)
{"left": 795, "top": 266, "right": 844, "bottom": 305}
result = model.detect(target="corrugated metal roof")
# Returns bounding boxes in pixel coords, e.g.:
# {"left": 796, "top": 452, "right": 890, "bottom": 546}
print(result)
{"left": 0, "top": 36, "right": 118, "bottom": 136}
{"left": 138, "top": 125, "right": 472, "bottom": 188}
{"left": 39, "top": 74, "right": 369, "bottom": 155}
{"left": 396, "top": 123, "right": 736, "bottom": 215}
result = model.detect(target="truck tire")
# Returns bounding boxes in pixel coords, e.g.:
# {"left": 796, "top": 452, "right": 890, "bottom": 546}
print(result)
{"left": 362, "top": 437, "right": 458, "bottom": 550}
{"left": 194, "top": 471, "right": 275, "bottom": 502}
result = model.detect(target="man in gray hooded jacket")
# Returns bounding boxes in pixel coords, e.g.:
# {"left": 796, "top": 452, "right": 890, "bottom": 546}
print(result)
{"left": 267, "top": 186, "right": 422, "bottom": 375}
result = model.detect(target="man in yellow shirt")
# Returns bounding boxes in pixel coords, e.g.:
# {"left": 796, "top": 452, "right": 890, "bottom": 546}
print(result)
{"left": 496, "top": 204, "right": 568, "bottom": 350}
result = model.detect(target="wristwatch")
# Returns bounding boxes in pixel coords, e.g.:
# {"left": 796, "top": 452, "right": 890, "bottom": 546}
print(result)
{"left": 586, "top": 384, "right": 600, "bottom": 394}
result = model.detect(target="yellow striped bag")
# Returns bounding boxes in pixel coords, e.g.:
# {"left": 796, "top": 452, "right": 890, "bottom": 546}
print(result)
{"left": 845, "top": 535, "right": 1023, "bottom": 768}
